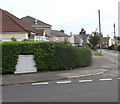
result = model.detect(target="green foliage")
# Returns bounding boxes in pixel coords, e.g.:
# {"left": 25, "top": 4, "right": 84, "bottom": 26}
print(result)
{"left": 79, "top": 28, "right": 86, "bottom": 34}
{"left": 89, "top": 32, "right": 100, "bottom": 49}
{"left": 2, "top": 41, "right": 92, "bottom": 74}
{"left": 11, "top": 37, "right": 17, "bottom": 41}
{"left": 95, "top": 52, "right": 103, "bottom": 56}
{"left": 22, "top": 39, "right": 29, "bottom": 41}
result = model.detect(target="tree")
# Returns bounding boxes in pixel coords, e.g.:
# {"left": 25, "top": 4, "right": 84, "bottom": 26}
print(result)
{"left": 79, "top": 28, "right": 86, "bottom": 34}
{"left": 89, "top": 31, "right": 100, "bottom": 50}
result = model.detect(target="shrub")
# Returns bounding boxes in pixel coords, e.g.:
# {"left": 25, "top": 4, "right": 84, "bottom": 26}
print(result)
{"left": 2, "top": 41, "right": 92, "bottom": 74}
{"left": 11, "top": 37, "right": 17, "bottom": 41}
{"left": 95, "top": 52, "right": 103, "bottom": 56}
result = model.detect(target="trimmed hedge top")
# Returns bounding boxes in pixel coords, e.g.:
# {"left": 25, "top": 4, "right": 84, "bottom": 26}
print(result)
{"left": 2, "top": 41, "right": 92, "bottom": 74}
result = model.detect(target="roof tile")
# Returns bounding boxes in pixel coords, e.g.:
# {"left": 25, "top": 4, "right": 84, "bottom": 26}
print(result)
{"left": 0, "top": 8, "right": 35, "bottom": 32}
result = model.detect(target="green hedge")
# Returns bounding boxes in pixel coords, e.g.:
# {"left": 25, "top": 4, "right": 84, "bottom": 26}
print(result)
{"left": 2, "top": 41, "right": 92, "bottom": 74}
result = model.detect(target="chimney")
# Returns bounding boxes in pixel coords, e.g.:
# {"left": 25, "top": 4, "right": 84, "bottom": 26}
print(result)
{"left": 35, "top": 19, "right": 38, "bottom": 25}
{"left": 70, "top": 32, "right": 73, "bottom": 36}
{"left": 60, "top": 30, "right": 64, "bottom": 33}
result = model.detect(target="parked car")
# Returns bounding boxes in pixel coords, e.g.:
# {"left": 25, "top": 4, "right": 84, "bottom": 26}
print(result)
{"left": 108, "top": 45, "right": 115, "bottom": 50}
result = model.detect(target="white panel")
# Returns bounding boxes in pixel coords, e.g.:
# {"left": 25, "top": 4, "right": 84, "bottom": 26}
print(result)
{"left": 14, "top": 55, "right": 37, "bottom": 74}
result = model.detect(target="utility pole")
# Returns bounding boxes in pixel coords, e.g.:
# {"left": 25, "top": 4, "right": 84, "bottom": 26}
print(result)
{"left": 98, "top": 10, "right": 102, "bottom": 54}
{"left": 114, "top": 23, "right": 117, "bottom": 52}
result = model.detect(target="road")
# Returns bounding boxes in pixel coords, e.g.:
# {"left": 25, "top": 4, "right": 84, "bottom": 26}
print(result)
{"left": 2, "top": 49, "right": 119, "bottom": 102}
{"left": 98, "top": 49, "right": 118, "bottom": 65}
{"left": 2, "top": 76, "right": 118, "bottom": 102}
{"left": 2, "top": 67, "right": 119, "bottom": 102}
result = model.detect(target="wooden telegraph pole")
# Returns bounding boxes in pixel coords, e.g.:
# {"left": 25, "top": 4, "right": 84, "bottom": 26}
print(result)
{"left": 98, "top": 10, "right": 102, "bottom": 54}
{"left": 114, "top": 23, "right": 117, "bottom": 52}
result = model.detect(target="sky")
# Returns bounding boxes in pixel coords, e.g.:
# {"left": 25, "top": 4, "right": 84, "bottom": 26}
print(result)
{"left": 1, "top": 0, "right": 119, "bottom": 38}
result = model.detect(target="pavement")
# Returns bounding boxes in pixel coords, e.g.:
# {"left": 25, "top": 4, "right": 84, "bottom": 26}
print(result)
{"left": 2, "top": 51, "right": 118, "bottom": 86}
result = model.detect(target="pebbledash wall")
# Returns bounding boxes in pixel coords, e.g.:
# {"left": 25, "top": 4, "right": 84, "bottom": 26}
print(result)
{"left": 50, "top": 36, "right": 70, "bottom": 42}
{"left": 1, "top": 32, "right": 29, "bottom": 41}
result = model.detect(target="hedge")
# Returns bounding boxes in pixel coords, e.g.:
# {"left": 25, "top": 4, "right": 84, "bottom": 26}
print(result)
{"left": 2, "top": 41, "right": 92, "bottom": 74}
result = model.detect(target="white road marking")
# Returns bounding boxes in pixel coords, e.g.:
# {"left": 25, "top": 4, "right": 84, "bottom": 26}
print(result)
{"left": 80, "top": 75, "right": 87, "bottom": 77}
{"left": 32, "top": 82, "right": 49, "bottom": 85}
{"left": 79, "top": 80, "right": 93, "bottom": 83}
{"left": 31, "top": 78, "right": 116, "bottom": 86}
{"left": 95, "top": 72, "right": 104, "bottom": 75}
{"left": 85, "top": 74, "right": 92, "bottom": 76}
{"left": 118, "top": 78, "right": 120, "bottom": 79}
{"left": 57, "top": 81, "right": 71, "bottom": 84}
{"left": 80, "top": 74, "right": 92, "bottom": 77}
{"left": 99, "top": 78, "right": 112, "bottom": 81}
{"left": 71, "top": 76, "right": 80, "bottom": 78}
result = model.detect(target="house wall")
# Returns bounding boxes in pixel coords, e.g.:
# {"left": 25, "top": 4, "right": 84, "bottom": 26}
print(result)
{"left": 86, "top": 36, "right": 90, "bottom": 43}
{"left": 50, "top": 36, "right": 70, "bottom": 42}
{"left": 59, "top": 37, "right": 66, "bottom": 42}
{"left": 70, "top": 35, "right": 83, "bottom": 46}
{"left": 69, "top": 35, "right": 74, "bottom": 43}
{"left": 109, "top": 39, "right": 115, "bottom": 46}
{"left": 1, "top": 32, "right": 29, "bottom": 41}
{"left": 67, "top": 37, "right": 70, "bottom": 42}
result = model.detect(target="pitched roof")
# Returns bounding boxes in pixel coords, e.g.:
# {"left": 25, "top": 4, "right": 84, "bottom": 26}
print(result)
{"left": 0, "top": 8, "right": 35, "bottom": 32}
{"left": 74, "top": 35, "right": 82, "bottom": 44}
{"left": 102, "top": 37, "right": 110, "bottom": 42}
{"left": 21, "top": 16, "right": 52, "bottom": 28}
{"left": 51, "top": 30, "right": 69, "bottom": 37}
{"left": 78, "top": 33, "right": 89, "bottom": 40}
{"left": 33, "top": 29, "right": 44, "bottom": 35}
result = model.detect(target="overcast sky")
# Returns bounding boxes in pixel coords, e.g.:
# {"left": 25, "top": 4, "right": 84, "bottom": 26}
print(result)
{"left": 1, "top": 0, "right": 119, "bottom": 38}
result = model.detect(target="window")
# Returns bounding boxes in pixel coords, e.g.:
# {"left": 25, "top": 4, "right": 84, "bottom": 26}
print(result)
{"left": 56, "top": 37, "right": 59, "bottom": 41}
{"left": 64, "top": 37, "right": 67, "bottom": 41}
{"left": 2, "top": 38, "right": 11, "bottom": 42}
{"left": 35, "top": 36, "right": 41, "bottom": 41}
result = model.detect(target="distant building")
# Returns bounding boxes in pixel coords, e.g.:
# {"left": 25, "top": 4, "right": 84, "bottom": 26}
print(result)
{"left": 101, "top": 37, "right": 116, "bottom": 48}
{"left": 78, "top": 33, "right": 90, "bottom": 45}
{"left": 70, "top": 35, "right": 83, "bottom": 46}
{"left": 21, "top": 16, "right": 52, "bottom": 37}
{"left": 101, "top": 37, "right": 110, "bottom": 48}
{"left": 70, "top": 33, "right": 90, "bottom": 46}
{"left": 50, "top": 30, "right": 70, "bottom": 42}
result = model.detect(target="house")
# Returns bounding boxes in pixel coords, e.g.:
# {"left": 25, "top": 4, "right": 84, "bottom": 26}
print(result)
{"left": 101, "top": 37, "right": 117, "bottom": 48}
{"left": 101, "top": 37, "right": 111, "bottom": 48}
{"left": 113, "top": 36, "right": 120, "bottom": 45}
{"left": 21, "top": 16, "right": 52, "bottom": 37}
{"left": 0, "top": 9, "right": 49, "bottom": 41}
{"left": 33, "top": 29, "right": 49, "bottom": 41}
{"left": 70, "top": 34, "right": 83, "bottom": 46}
{"left": 50, "top": 30, "right": 70, "bottom": 42}
{"left": 70, "top": 33, "right": 90, "bottom": 46}
{"left": 0, "top": 8, "right": 38, "bottom": 41}
{"left": 78, "top": 33, "right": 90, "bottom": 45}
